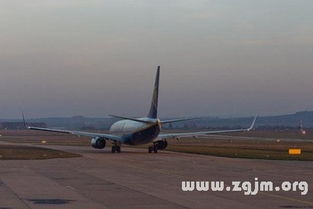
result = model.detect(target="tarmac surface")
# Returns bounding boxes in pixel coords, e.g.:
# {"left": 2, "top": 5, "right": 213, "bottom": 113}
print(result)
{"left": 0, "top": 143, "right": 312, "bottom": 209}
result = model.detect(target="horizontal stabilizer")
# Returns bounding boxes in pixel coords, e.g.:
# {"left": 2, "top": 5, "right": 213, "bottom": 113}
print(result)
{"left": 160, "top": 117, "right": 199, "bottom": 124}
{"left": 109, "top": 115, "right": 155, "bottom": 124}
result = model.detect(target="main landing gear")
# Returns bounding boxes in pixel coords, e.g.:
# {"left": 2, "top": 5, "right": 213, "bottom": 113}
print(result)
{"left": 111, "top": 144, "right": 121, "bottom": 153}
{"left": 148, "top": 145, "right": 158, "bottom": 153}
{"left": 148, "top": 140, "right": 168, "bottom": 153}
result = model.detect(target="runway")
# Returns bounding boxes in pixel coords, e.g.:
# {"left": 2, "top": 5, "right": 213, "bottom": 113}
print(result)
{"left": 0, "top": 144, "right": 312, "bottom": 209}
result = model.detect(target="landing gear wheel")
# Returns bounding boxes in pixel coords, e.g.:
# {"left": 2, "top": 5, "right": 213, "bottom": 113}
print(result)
{"left": 111, "top": 146, "right": 116, "bottom": 153}
{"left": 112, "top": 145, "right": 121, "bottom": 153}
{"left": 148, "top": 146, "right": 153, "bottom": 153}
{"left": 153, "top": 146, "right": 158, "bottom": 153}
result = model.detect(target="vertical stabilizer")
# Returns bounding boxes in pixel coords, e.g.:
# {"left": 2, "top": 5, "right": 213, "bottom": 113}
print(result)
{"left": 147, "top": 66, "right": 160, "bottom": 118}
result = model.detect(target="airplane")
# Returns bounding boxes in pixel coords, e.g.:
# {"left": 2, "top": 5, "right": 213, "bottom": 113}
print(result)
{"left": 26, "top": 66, "right": 257, "bottom": 153}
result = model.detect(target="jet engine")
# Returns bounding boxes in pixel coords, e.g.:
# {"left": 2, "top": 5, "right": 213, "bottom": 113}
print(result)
{"left": 91, "top": 137, "right": 106, "bottom": 149}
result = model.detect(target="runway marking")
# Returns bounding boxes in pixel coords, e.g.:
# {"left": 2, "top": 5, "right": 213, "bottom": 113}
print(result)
{"left": 261, "top": 193, "right": 313, "bottom": 207}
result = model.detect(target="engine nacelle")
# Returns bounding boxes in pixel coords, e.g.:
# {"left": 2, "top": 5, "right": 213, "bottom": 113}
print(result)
{"left": 91, "top": 137, "right": 106, "bottom": 149}
{"left": 155, "top": 140, "right": 168, "bottom": 150}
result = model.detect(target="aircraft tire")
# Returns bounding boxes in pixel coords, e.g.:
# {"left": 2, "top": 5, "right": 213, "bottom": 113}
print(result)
{"left": 148, "top": 146, "right": 153, "bottom": 153}
{"left": 153, "top": 146, "right": 158, "bottom": 153}
{"left": 111, "top": 146, "right": 116, "bottom": 153}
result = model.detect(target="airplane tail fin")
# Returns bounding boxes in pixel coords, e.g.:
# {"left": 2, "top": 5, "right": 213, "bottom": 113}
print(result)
{"left": 147, "top": 66, "right": 160, "bottom": 119}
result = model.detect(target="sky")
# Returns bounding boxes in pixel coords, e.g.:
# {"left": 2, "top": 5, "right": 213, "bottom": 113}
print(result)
{"left": 0, "top": 0, "right": 313, "bottom": 118}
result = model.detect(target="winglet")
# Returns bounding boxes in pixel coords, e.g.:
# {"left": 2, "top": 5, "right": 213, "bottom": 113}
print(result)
{"left": 247, "top": 116, "right": 257, "bottom": 131}
{"left": 22, "top": 112, "right": 28, "bottom": 129}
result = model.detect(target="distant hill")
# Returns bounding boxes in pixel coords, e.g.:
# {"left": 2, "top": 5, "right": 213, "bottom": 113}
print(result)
{"left": 1, "top": 111, "right": 313, "bottom": 130}
{"left": 255, "top": 111, "right": 313, "bottom": 128}
{"left": 167, "top": 111, "right": 313, "bottom": 130}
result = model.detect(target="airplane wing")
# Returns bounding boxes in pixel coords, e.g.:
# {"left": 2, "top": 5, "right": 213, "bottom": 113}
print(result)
{"left": 158, "top": 116, "right": 257, "bottom": 139}
{"left": 28, "top": 126, "right": 123, "bottom": 142}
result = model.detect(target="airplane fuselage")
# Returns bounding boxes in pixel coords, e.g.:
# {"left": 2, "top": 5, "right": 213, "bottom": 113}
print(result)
{"left": 109, "top": 118, "right": 161, "bottom": 145}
